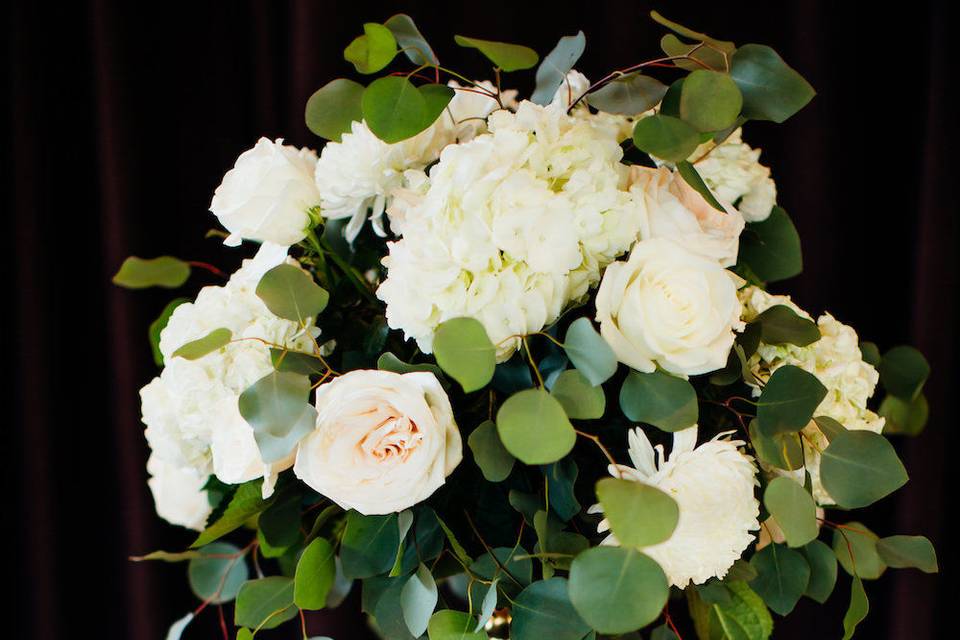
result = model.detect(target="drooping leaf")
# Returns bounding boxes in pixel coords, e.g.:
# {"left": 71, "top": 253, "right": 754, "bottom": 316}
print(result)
{"left": 842, "top": 577, "right": 869, "bottom": 640}
{"left": 401, "top": 563, "right": 439, "bottom": 637}
{"left": 542, "top": 458, "right": 581, "bottom": 522}
{"left": 341, "top": 512, "right": 400, "bottom": 580}
{"left": 454, "top": 35, "right": 538, "bottom": 72}
{"left": 375, "top": 577, "right": 418, "bottom": 639}
{"left": 427, "top": 610, "right": 487, "bottom": 640}
{"left": 751, "top": 305, "right": 820, "bottom": 347}
{"left": 149, "top": 298, "right": 189, "bottom": 366}
{"left": 234, "top": 577, "right": 297, "bottom": 630}
{"left": 468, "top": 420, "right": 515, "bottom": 482}
{"left": 619, "top": 370, "right": 698, "bottom": 432}
{"left": 750, "top": 420, "right": 804, "bottom": 471}
{"left": 763, "top": 477, "right": 819, "bottom": 548}
{"left": 475, "top": 577, "right": 499, "bottom": 631}
{"left": 171, "top": 328, "right": 232, "bottom": 361}
{"left": 820, "top": 431, "right": 908, "bottom": 508}
{"left": 749, "top": 543, "right": 810, "bottom": 615}
{"left": 596, "top": 477, "right": 679, "bottom": 547}
{"left": 832, "top": 522, "right": 886, "bottom": 580}
{"left": 130, "top": 549, "right": 202, "bottom": 563}
{"left": 496, "top": 389, "right": 576, "bottom": 465}
{"left": 878, "top": 345, "right": 930, "bottom": 401}
{"left": 587, "top": 73, "right": 667, "bottom": 115}
{"left": 192, "top": 480, "right": 272, "bottom": 548}
{"left": 551, "top": 369, "right": 606, "bottom": 419}
{"left": 384, "top": 14, "right": 438, "bottom": 65}
{"left": 377, "top": 352, "right": 445, "bottom": 378}
{"left": 802, "top": 540, "right": 838, "bottom": 604}
{"left": 756, "top": 365, "right": 826, "bottom": 436}
{"left": 531, "top": 31, "right": 586, "bottom": 105}
{"left": 294, "top": 537, "right": 336, "bottom": 610}
{"left": 679, "top": 69, "right": 742, "bottom": 132}
{"left": 632, "top": 114, "right": 700, "bottom": 162}
{"left": 433, "top": 317, "right": 496, "bottom": 393}
{"left": 187, "top": 542, "right": 249, "bottom": 604}
{"left": 876, "top": 535, "right": 938, "bottom": 573}
{"left": 677, "top": 160, "right": 725, "bottom": 211}
{"left": 238, "top": 371, "right": 317, "bottom": 464}
{"left": 344, "top": 23, "right": 397, "bottom": 74}
{"left": 568, "top": 547, "right": 668, "bottom": 633}
{"left": 730, "top": 44, "right": 815, "bottom": 123}
{"left": 738, "top": 207, "right": 803, "bottom": 282}
{"left": 563, "top": 318, "right": 617, "bottom": 386}
{"left": 113, "top": 256, "right": 190, "bottom": 289}
{"left": 305, "top": 78, "right": 365, "bottom": 141}
{"left": 879, "top": 393, "right": 929, "bottom": 436}
{"left": 510, "top": 578, "right": 591, "bottom": 640}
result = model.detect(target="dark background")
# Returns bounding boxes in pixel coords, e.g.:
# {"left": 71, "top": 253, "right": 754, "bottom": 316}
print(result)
{"left": 5, "top": 1, "right": 955, "bottom": 638}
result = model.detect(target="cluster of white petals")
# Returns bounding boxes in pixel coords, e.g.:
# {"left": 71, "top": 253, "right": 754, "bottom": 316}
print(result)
{"left": 688, "top": 128, "right": 777, "bottom": 223}
{"left": 140, "top": 246, "right": 318, "bottom": 527}
{"left": 314, "top": 81, "right": 518, "bottom": 241}
{"left": 590, "top": 426, "right": 760, "bottom": 587}
{"left": 740, "top": 286, "right": 885, "bottom": 504}
{"left": 376, "top": 100, "right": 647, "bottom": 360}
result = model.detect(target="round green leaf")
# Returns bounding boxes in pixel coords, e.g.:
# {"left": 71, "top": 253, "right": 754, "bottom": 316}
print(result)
{"left": 756, "top": 365, "right": 826, "bottom": 436}
{"left": 238, "top": 371, "right": 317, "bottom": 464}
{"left": 511, "top": 578, "right": 590, "bottom": 640}
{"left": 820, "top": 430, "right": 908, "bottom": 508}
{"left": 427, "top": 610, "right": 487, "bottom": 640}
{"left": 749, "top": 543, "right": 810, "bottom": 615}
{"left": 679, "top": 69, "right": 743, "bottom": 132}
{"left": 588, "top": 73, "right": 667, "bottom": 115}
{"left": 401, "top": 563, "right": 439, "bottom": 637}
{"left": 751, "top": 305, "right": 820, "bottom": 347}
{"left": 419, "top": 83, "right": 456, "bottom": 125}
{"left": 619, "top": 370, "right": 698, "bottom": 432}
{"left": 831, "top": 521, "right": 885, "bottom": 580}
{"left": 878, "top": 345, "right": 930, "bottom": 401}
{"left": 453, "top": 35, "right": 538, "bottom": 72}
{"left": 343, "top": 23, "right": 397, "bottom": 74}
{"left": 384, "top": 14, "right": 438, "bottom": 66}
{"left": 305, "top": 78, "right": 365, "bottom": 141}
{"left": 531, "top": 31, "right": 586, "bottom": 105}
{"left": 859, "top": 341, "right": 882, "bottom": 367}
{"left": 256, "top": 263, "right": 329, "bottom": 324}
{"left": 496, "top": 389, "right": 575, "bottom": 465}
{"left": 763, "top": 477, "right": 818, "bottom": 548}
{"left": 879, "top": 393, "right": 929, "bottom": 436}
{"left": 361, "top": 76, "right": 429, "bottom": 144}
{"left": 569, "top": 547, "right": 668, "bottom": 633}
{"left": 563, "top": 318, "right": 617, "bottom": 386}
{"left": 172, "top": 328, "right": 232, "bottom": 361}
{"left": 632, "top": 114, "right": 700, "bottom": 162}
{"left": 737, "top": 207, "right": 803, "bottom": 282}
{"left": 596, "top": 477, "right": 679, "bottom": 548}
{"left": 876, "top": 535, "right": 938, "bottom": 573}
{"left": 113, "top": 256, "right": 190, "bottom": 289}
{"left": 433, "top": 317, "right": 496, "bottom": 393}
{"left": 468, "top": 420, "right": 515, "bottom": 482}
{"left": 340, "top": 512, "right": 400, "bottom": 580}
{"left": 551, "top": 369, "right": 606, "bottom": 419}
{"left": 234, "top": 576, "right": 297, "bottom": 630}
{"left": 730, "top": 44, "right": 815, "bottom": 123}
{"left": 802, "top": 540, "right": 838, "bottom": 604}
{"left": 294, "top": 538, "right": 336, "bottom": 610}
{"left": 187, "top": 542, "right": 249, "bottom": 604}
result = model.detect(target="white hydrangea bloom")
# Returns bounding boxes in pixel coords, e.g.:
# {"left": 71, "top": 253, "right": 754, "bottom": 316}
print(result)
{"left": 590, "top": 426, "right": 760, "bottom": 587}
{"left": 139, "top": 245, "right": 318, "bottom": 512}
{"left": 740, "top": 286, "right": 884, "bottom": 504}
{"left": 146, "top": 455, "right": 212, "bottom": 531}
{"left": 557, "top": 70, "right": 648, "bottom": 142}
{"left": 689, "top": 128, "right": 777, "bottom": 222}
{"left": 377, "top": 100, "right": 646, "bottom": 360}
{"left": 314, "top": 81, "right": 517, "bottom": 242}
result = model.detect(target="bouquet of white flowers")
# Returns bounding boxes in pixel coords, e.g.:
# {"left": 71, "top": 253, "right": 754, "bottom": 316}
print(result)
{"left": 116, "top": 12, "right": 936, "bottom": 640}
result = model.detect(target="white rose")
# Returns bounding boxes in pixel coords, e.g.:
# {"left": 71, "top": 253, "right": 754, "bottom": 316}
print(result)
{"left": 596, "top": 238, "right": 743, "bottom": 376}
{"left": 210, "top": 137, "right": 321, "bottom": 247}
{"left": 146, "top": 455, "right": 212, "bottom": 531}
{"left": 628, "top": 166, "right": 745, "bottom": 267}
{"left": 294, "top": 370, "right": 462, "bottom": 514}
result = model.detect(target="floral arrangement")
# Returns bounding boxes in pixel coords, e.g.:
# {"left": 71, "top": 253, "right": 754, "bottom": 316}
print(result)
{"left": 116, "top": 12, "right": 937, "bottom": 640}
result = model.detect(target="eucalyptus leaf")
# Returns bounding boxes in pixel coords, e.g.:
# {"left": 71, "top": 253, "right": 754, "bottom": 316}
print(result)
{"left": 820, "top": 431, "right": 907, "bottom": 508}
{"left": 842, "top": 577, "right": 869, "bottom": 640}
{"left": 305, "top": 78, "right": 365, "bottom": 141}
{"left": 113, "top": 256, "right": 190, "bottom": 289}
{"left": 876, "top": 535, "right": 938, "bottom": 573}
{"left": 149, "top": 298, "right": 189, "bottom": 366}
{"left": 756, "top": 365, "right": 826, "bottom": 436}
{"left": 813, "top": 415, "right": 846, "bottom": 442}
{"left": 238, "top": 371, "right": 317, "bottom": 464}
{"left": 294, "top": 538, "right": 336, "bottom": 610}
{"left": 511, "top": 578, "right": 590, "bottom": 640}
{"left": 468, "top": 420, "right": 516, "bottom": 482}
{"left": 832, "top": 522, "right": 886, "bottom": 580}
{"left": 362, "top": 76, "right": 430, "bottom": 144}
{"left": 596, "top": 477, "right": 679, "bottom": 547}
{"left": 497, "top": 389, "right": 576, "bottom": 465}
{"left": 730, "top": 44, "right": 815, "bottom": 123}
{"left": 433, "top": 317, "right": 496, "bottom": 393}
{"left": 344, "top": 23, "right": 397, "bottom": 74}
{"left": 587, "top": 73, "right": 667, "bottom": 115}
{"left": 763, "top": 477, "right": 818, "bottom": 548}
{"left": 750, "top": 421, "right": 804, "bottom": 471}
{"left": 256, "top": 263, "right": 329, "bottom": 324}
{"left": 377, "top": 352, "right": 445, "bottom": 378}
{"left": 427, "top": 610, "right": 487, "bottom": 640}
{"left": 563, "top": 317, "right": 617, "bottom": 386}
{"left": 633, "top": 114, "right": 700, "bottom": 162}
{"left": 749, "top": 543, "right": 810, "bottom": 615}
{"left": 531, "top": 31, "right": 586, "bottom": 105}
{"left": 341, "top": 512, "right": 400, "bottom": 579}
{"left": 802, "top": 540, "right": 838, "bottom": 603}
{"left": 677, "top": 160, "right": 725, "bottom": 211}
{"left": 879, "top": 393, "right": 929, "bottom": 436}
{"left": 234, "top": 577, "right": 297, "bottom": 630}
{"left": 385, "top": 14, "right": 438, "bottom": 65}
{"left": 738, "top": 207, "right": 803, "bottom": 282}
{"left": 551, "top": 369, "right": 606, "bottom": 419}
{"left": 878, "top": 345, "right": 929, "bottom": 401}
{"left": 679, "top": 69, "right": 742, "bottom": 132}
{"left": 401, "top": 563, "right": 439, "bottom": 637}
{"left": 454, "top": 35, "right": 538, "bottom": 71}
{"left": 187, "top": 542, "right": 248, "bottom": 604}
{"left": 171, "top": 328, "right": 232, "bottom": 361}
{"left": 192, "top": 480, "right": 272, "bottom": 548}
{"left": 619, "top": 370, "right": 698, "bottom": 432}
{"left": 659, "top": 34, "right": 732, "bottom": 72}
{"left": 751, "top": 305, "right": 820, "bottom": 347}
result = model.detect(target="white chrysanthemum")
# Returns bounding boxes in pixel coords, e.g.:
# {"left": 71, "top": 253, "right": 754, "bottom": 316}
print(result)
{"left": 590, "top": 426, "right": 760, "bottom": 587}
{"left": 688, "top": 128, "right": 777, "bottom": 222}
{"left": 314, "top": 81, "right": 517, "bottom": 242}
{"left": 140, "top": 246, "right": 318, "bottom": 506}
{"left": 740, "top": 286, "right": 884, "bottom": 504}
{"left": 377, "top": 100, "right": 646, "bottom": 359}
{"left": 146, "top": 454, "right": 212, "bottom": 531}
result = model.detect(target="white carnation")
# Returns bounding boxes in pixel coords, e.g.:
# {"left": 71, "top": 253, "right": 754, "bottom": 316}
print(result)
{"left": 210, "top": 137, "right": 321, "bottom": 247}
{"left": 689, "top": 128, "right": 777, "bottom": 223}
{"left": 314, "top": 81, "right": 516, "bottom": 242}
{"left": 146, "top": 455, "right": 212, "bottom": 531}
{"left": 140, "top": 246, "right": 318, "bottom": 502}
{"left": 377, "top": 100, "right": 646, "bottom": 359}
{"left": 740, "top": 286, "right": 884, "bottom": 504}
{"left": 590, "top": 426, "right": 760, "bottom": 587}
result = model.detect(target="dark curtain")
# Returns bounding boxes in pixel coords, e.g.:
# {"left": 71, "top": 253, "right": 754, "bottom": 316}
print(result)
{"left": 6, "top": 1, "right": 955, "bottom": 638}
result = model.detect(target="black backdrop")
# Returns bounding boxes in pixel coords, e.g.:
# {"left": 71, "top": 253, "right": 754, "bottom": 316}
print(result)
{"left": 5, "top": 1, "right": 956, "bottom": 638}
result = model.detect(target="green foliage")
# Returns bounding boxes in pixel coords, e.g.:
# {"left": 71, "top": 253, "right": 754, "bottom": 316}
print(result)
{"left": 879, "top": 393, "right": 929, "bottom": 436}
{"left": 510, "top": 578, "right": 590, "bottom": 640}
{"left": 427, "top": 610, "right": 487, "bottom": 640}
{"left": 763, "top": 477, "right": 818, "bottom": 548}
{"left": 750, "top": 422, "right": 804, "bottom": 471}
{"left": 878, "top": 345, "right": 930, "bottom": 401}
{"left": 377, "top": 352, "right": 445, "bottom": 378}
{"left": 192, "top": 480, "right": 272, "bottom": 548}
{"left": 832, "top": 522, "right": 885, "bottom": 580}
{"left": 596, "top": 477, "right": 679, "bottom": 547}
{"left": 750, "top": 543, "right": 810, "bottom": 615}
{"left": 842, "top": 577, "right": 869, "bottom": 640}
{"left": 659, "top": 33, "right": 732, "bottom": 72}
{"left": 568, "top": 547, "right": 668, "bottom": 633}
{"left": 802, "top": 540, "right": 838, "bottom": 604}
{"left": 738, "top": 207, "right": 803, "bottom": 282}
{"left": 619, "top": 370, "right": 698, "bottom": 432}
{"left": 433, "top": 317, "right": 496, "bottom": 392}
{"left": 690, "top": 581, "right": 774, "bottom": 640}
{"left": 531, "top": 31, "right": 586, "bottom": 105}
{"left": 468, "top": 420, "right": 515, "bottom": 482}
{"left": 294, "top": 538, "right": 336, "bottom": 610}
{"left": 341, "top": 512, "right": 400, "bottom": 579}
{"left": 876, "top": 535, "right": 938, "bottom": 573}
{"left": 149, "top": 298, "right": 188, "bottom": 366}
{"left": 677, "top": 160, "right": 726, "bottom": 211}
{"left": 238, "top": 371, "right": 317, "bottom": 464}
{"left": 632, "top": 114, "right": 700, "bottom": 162}
{"left": 361, "top": 77, "right": 453, "bottom": 144}
{"left": 730, "top": 45, "right": 815, "bottom": 123}
{"left": 859, "top": 341, "right": 882, "bottom": 367}
{"left": 751, "top": 305, "right": 820, "bottom": 347}
{"left": 113, "top": 256, "right": 190, "bottom": 289}
{"left": 344, "top": 23, "right": 397, "bottom": 74}
{"left": 496, "top": 388, "right": 576, "bottom": 465}
{"left": 563, "top": 318, "right": 618, "bottom": 386}
{"left": 256, "top": 264, "right": 329, "bottom": 324}
{"left": 587, "top": 73, "right": 667, "bottom": 115}
{"left": 542, "top": 458, "right": 581, "bottom": 521}
{"left": 305, "top": 78, "right": 365, "bottom": 141}
{"left": 171, "top": 328, "right": 232, "bottom": 361}
{"left": 187, "top": 542, "right": 248, "bottom": 604}
{"left": 234, "top": 577, "right": 297, "bottom": 630}
{"left": 551, "top": 369, "right": 606, "bottom": 419}
{"left": 384, "top": 14, "right": 438, "bottom": 66}
{"left": 679, "top": 70, "right": 743, "bottom": 132}
{"left": 756, "top": 365, "right": 826, "bottom": 436}
{"left": 649, "top": 11, "right": 735, "bottom": 54}
{"left": 820, "top": 431, "right": 908, "bottom": 508}
{"left": 453, "top": 35, "right": 538, "bottom": 71}
{"left": 271, "top": 348, "right": 327, "bottom": 376}
{"left": 259, "top": 490, "right": 303, "bottom": 551}
{"left": 401, "top": 563, "right": 438, "bottom": 637}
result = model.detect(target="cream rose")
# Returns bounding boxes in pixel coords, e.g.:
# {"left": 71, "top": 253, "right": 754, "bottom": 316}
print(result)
{"left": 628, "top": 165, "right": 745, "bottom": 267}
{"left": 294, "top": 370, "right": 462, "bottom": 514}
{"left": 210, "top": 137, "right": 321, "bottom": 247}
{"left": 595, "top": 238, "right": 743, "bottom": 376}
